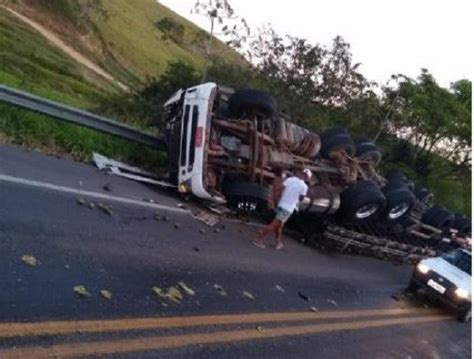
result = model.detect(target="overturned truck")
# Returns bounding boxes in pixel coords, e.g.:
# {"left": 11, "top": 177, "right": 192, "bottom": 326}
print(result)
{"left": 161, "top": 83, "right": 471, "bottom": 262}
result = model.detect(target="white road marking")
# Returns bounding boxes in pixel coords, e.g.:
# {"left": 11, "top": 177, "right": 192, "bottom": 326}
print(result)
{"left": 0, "top": 174, "right": 188, "bottom": 214}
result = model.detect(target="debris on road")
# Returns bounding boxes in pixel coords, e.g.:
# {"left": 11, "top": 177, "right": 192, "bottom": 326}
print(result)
{"left": 93, "top": 153, "right": 176, "bottom": 189}
{"left": 214, "top": 284, "right": 227, "bottom": 296}
{"left": 100, "top": 290, "right": 113, "bottom": 300}
{"left": 256, "top": 326, "right": 265, "bottom": 332}
{"left": 298, "top": 291, "right": 310, "bottom": 302}
{"left": 77, "top": 197, "right": 85, "bottom": 206}
{"left": 193, "top": 246, "right": 200, "bottom": 252}
{"left": 103, "top": 183, "right": 112, "bottom": 192}
{"left": 21, "top": 255, "right": 39, "bottom": 267}
{"left": 192, "top": 210, "right": 220, "bottom": 227}
{"left": 73, "top": 285, "right": 91, "bottom": 297}
{"left": 275, "top": 285, "right": 285, "bottom": 293}
{"left": 152, "top": 285, "right": 187, "bottom": 304}
{"left": 327, "top": 299, "right": 338, "bottom": 307}
{"left": 243, "top": 291, "right": 255, "bottom": 300}
{"left": 88, "top": 202, "right": 96, "bottom": 209}
{"left": 178, "top": 281, "right": 195, "bottom": 296}
{"left": 199, "top": 229, "right": 206, "bottom": 235}
{"left": 97, "top": 203, "right": 113, "bottom": 216}
{"left": 310, "top": 306, "right": 319, "bottom": 313}
{"left": 174, "top": 223, "right": 180, "bottom": 229}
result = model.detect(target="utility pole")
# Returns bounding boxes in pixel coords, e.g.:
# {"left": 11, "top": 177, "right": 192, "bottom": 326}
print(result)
{"left": 201, "top": 9, "right": 217, "bottom": 83}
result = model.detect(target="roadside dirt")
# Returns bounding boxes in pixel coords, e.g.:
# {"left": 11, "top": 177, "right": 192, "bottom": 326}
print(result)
{"left": 2, "top": 5, "right": 128, "bottom": 91}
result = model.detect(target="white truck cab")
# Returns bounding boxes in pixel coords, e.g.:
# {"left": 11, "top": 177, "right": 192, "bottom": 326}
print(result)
{"left": 409, "top": 248, "right": 472, "bottom": 322}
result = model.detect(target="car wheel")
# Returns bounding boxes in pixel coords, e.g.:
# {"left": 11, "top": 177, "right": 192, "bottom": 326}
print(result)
{"left": 422, "top": 206, "right": 455, "bottom": 231}
{"left": 320, "top": 127, "right": 356, "bottom": 158}
{"left": 382, "top": 183, "right": 416, "bottom": 222}
{"left": 406, "top": 280, "right": 419, "bottom": 294}
{"left": 453, "top": 213, "right": 471, "bottom": 235}
{"left": 228, "top": 89, "right": 277, "bottom": 119}
{"left": 414, "top": 186, "right": 434, "bottom": 205}
{"left": 224, "top": 181, "right": 270, "bottom": 213}
{"left": 339, "top": 180, "right": 386, "bottom": 223}
{"left": 457, "top": 306, "right": 472, "bottom": 323}
{"left": 354, "top": 136, "right": 382, "bottom": 166}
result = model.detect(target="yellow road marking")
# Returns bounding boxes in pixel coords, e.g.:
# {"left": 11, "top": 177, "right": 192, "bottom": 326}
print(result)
{"left": 0, "top": 315, "right": 449, "bottom": 358}
{"left": 0, "top": 308, "right": 435, "bottom": 338}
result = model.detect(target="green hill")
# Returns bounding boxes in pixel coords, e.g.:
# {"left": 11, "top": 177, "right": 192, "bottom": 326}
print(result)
{"left": 0, "top": 0, "right": 243, "bottom": 166}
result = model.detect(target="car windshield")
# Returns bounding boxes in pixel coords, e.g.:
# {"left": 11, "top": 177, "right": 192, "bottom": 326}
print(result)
{"left": 442, "top": 250, "right": 472, "bottom": 275}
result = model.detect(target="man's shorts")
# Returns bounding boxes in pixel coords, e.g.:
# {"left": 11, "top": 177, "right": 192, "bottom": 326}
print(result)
{"left": 275, "top": 207, "right": 292, "bottom": 223}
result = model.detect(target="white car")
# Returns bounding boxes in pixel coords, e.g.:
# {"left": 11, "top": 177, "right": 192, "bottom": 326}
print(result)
{"left": 408, "top": 248, "right": 471, "bottom": 322}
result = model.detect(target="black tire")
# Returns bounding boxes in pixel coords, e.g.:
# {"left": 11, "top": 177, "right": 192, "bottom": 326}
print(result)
{"left": 319, "top": 127, "right": 348, "bottom": 142}
{"left": 453, "top": 214, "right": 471, "bottom": 235}
{"left": 414, "top": 186, "right": 434, "bottom": 204}
{"left": 457, "top": 305, "right": 472, "bottom": 323}
{"left": 382, "top": 185, "right": 416, "bottom": 222}
{"left": 339, "top": 180, "right": 386, "bottom": 223}
{"left": 320, "top": 127, "right": 355, "bottom": 158}
{"left": 406, "top": 279, "right": 420, "bottom": 293}
{"left": 387, "top": 170, "right": 408, "bottom": 183}
{"left": 422, "top": 206, "right": 455, "bottom": 230}
{"left": 228, "top": 89, "right": 276, "bottom": 119}
{"left": 224, "top": 182, "right": 270, "bottom": 212}
{"left": 354, "top": 137, "right": 382, "bottom": 166}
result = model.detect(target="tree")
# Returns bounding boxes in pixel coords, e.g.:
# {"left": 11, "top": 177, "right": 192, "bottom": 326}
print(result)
{"left": 97, "top": 61, "right": 200, "bottom": 126}
{"left": 383, "top": 70, "right": 471, "bottom": 173}
{"left": 246, "top": 26, "right": 375, "bottom": 127}
{"left": 192, "top": 0, "right": 250, "bottom": 82}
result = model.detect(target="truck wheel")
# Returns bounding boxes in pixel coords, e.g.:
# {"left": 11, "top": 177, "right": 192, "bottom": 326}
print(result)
{"left": 457, "top": 306, "right": 472, "bottom": 323}
{"left": 228, "top": 89, "right": 277, "bottom": 119}
{"left": 422, "top": 206, "right": 455, "bottom": 230}
{"left": 354, "top": 137, "right": 382, "bottom": 166}
{"left": 382, "top": 185, "right": 415, "bottom": 222}
{"left": 453, "top": 213, "right": 471, "bottom": 235}
{"left": 320, "top": 127, "right": 356, "bottom": 158}
{"left": 414, "top": 186, "right": 434, "bottom": 205}
{"left": 224, "top": 182, "right": 270, "bottom": 213}
{"left": 339, "top": 180, "right": 386, "bottom": 223}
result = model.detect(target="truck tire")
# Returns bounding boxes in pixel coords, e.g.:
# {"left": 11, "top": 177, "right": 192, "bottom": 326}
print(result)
{"left": 320, "top": 127, "right": 356, "bottom": 158}
{"left": 414, "top": 186, "right": 434, "bottom": 205}
{"left": 354, "top": 137, "right": 382, "bottom": 166}
{"left": 382, "top": 184, "right": 415, "bottom": 222}
{"left": 457, "top": 305, "right": 472, "bottom": 323}
{"left": 422, "top": 206, "right": 455, "bottom": 230}
{"left": 224, "top": 182, "right": 270, "bottom": 213}
{"left": 228, "top": 89, "right": 277, "bottom": 119}
{"left": 453, "top": 214, "right": 471, "bottom": 235}
{"left": 339, "top": 180, "right": 386, "bottom": 223}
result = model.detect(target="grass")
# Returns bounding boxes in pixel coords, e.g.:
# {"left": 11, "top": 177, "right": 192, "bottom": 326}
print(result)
{"left": 0, "top": 7, "right": 165, "bottom": 169}
{"left": 93, "top": 0, "right": 246, "bottom": 84}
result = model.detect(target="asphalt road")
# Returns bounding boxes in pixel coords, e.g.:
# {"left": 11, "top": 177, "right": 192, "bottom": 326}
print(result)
{"left": 0, "top": 145, "right": 470, "bottom": 358}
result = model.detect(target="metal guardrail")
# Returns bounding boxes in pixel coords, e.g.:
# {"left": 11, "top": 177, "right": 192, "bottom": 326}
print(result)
{"left": 0, "top": 85, "right": 167, "bottom": 150}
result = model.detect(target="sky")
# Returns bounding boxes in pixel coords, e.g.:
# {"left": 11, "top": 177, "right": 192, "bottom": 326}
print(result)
{"left": 159, "top": 0, "right": 472, "bottom": 88}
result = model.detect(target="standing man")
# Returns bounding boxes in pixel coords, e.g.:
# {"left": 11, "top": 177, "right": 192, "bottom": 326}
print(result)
{"left": 254, "top": 169, "right": 312, "bottom": 250}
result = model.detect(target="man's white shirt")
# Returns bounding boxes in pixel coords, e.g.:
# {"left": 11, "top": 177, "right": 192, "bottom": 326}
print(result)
{"left": 277, "top": 177, "right": 308, "bottom": 212}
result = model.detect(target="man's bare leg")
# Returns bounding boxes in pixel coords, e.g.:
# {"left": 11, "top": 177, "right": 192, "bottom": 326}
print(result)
{"left": 275, "top": 222, "right": 284, "bottom": 250}
{"left": 255, "top": 220, "right": 279, "bottom": 248}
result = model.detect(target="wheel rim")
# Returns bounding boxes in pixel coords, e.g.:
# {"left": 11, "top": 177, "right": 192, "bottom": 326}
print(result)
{"left": 388, "top": 202, "right": 410, "bottom": 220}
{"left": 237, "top": 200, "right": 257, "bottom": 212}
{"left": 355, "top": 204, "right": 379, "bottom": 219}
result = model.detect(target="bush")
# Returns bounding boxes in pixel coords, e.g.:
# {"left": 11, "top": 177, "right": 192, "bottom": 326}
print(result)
{"left": 155, "top": 17, "right": 185, "bottom": 44}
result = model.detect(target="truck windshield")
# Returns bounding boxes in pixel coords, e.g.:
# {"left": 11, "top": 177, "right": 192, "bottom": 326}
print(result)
{"left": 442, "top": 250, "right": 471, "bottom": 275}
